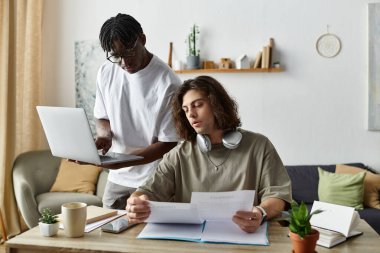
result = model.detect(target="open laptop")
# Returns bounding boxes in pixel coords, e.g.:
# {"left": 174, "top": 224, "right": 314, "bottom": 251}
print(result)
{"left": 36, "top": 106, "right": 143, "bottom": 166}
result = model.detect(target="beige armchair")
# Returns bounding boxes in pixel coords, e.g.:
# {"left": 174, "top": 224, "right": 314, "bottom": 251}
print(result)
{"left": 12, "top": 150, "right": 108, "bottom": 228}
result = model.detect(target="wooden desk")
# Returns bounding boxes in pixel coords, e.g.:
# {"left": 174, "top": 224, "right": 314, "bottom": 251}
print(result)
{"left": 6, "top": 220, "right": 379, "bottom": 253}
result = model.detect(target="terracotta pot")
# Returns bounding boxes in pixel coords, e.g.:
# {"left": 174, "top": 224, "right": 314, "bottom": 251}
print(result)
{"left": 289, "top": 229, "right": 319, "bottom": 253}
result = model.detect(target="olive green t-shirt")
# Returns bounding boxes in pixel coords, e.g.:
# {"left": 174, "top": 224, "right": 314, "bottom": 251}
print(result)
{"left": 138, "top": 129, "right": 292, "bottom": 205}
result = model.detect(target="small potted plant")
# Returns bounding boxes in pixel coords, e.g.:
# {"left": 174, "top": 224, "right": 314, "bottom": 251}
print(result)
{"left": 280, "top": 201, "right": 323, "bottom": 253}
{"left": 186, "top": 24, "right": 200, "bottom": 69}
{"left": 39, "top": 208, "right": 59, "bottom": 237}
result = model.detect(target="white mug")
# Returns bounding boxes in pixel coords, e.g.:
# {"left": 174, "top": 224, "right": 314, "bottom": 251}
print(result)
{"left": 61, "top": 202, "right": 87, "bottom": 237}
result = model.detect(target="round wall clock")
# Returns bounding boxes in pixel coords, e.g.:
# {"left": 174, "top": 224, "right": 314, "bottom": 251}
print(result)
{"left": 316, "top": 33, "right": 341, "bottom": 58}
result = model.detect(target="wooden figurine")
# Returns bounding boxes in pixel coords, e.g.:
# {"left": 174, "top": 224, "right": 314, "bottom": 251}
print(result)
{"left": 236, "top": 54, "right": 250, "bottom": 69}
{"left": 219, "top": 58, "right": 232, "bottom": 69}
{"left": 203, "top": 61, "right": 215, "bottom": 69}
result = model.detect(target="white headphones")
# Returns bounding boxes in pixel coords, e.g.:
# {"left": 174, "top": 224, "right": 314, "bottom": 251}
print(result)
{"left": 196, "top": 130, "right": 242, "bottom": 153}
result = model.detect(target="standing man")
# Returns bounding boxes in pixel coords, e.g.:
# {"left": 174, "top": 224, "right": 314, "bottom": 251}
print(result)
{"left": 95, "top": 13, "right": 181, "bottom": 209}
{"left": 126, "top": 76, "right": 292, "bottom": 233}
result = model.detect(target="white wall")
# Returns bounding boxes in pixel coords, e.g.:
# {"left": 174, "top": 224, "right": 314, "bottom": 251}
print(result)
{"left": 43, "top": 0, "right": 380, "bottom": 171}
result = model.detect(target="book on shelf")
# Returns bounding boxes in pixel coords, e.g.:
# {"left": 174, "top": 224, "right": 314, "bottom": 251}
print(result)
{"left": 310, "top": 201, "right": 363, "bottom": 248}
{"left": 261, "top": 46, "right": 267, "bottom": 69}
{"left": 265, "top": 46, "right": 271, "bottom": 68}
{"left": 261, "top": 46, "right": 271, "bottom": 69}
{"left": 138, "top": 190, "right": 269, "bottom": 245}
{"left": 253, "top": 51, "right": 262, "bottom": 69}
{"left": 268, "top": 38, "right": 274, "bottom": 68}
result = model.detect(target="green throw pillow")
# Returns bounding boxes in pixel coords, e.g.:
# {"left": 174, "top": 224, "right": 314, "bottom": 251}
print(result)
{"left": 318, "top": 167, "right": 365, "bottom": 210}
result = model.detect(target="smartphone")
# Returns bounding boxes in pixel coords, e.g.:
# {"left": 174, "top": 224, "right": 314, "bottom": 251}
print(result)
{"left": 101, "top": 218, "right": 136, "bottom": 233}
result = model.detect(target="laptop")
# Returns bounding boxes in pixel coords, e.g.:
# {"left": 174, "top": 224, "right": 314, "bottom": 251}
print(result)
{"left": 36, "top": 106, "right": 143, "bottom": 166}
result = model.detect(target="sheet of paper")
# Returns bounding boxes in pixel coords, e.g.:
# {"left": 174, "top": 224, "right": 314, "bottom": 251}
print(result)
{"left": 201, "top": 220, "right": 269, "bottom": 245}
{"left": 146, "top": 201, "right": 203, "bottom": 224}
{"left": 310, "top": 201, "right": 355, "bottom": 237}
{"left": 191, "top": 190, "right": 255, "bottom": 220}
{"left": 137, "top": 223, "right": 203, "bottom": 242}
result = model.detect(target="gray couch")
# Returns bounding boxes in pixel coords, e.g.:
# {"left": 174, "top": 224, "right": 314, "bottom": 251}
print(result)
{"left": 285, "top": 163, "right": 380, "bottom": 235}
{"left": 12, "top": 150, "right": 108, "bottom": 228}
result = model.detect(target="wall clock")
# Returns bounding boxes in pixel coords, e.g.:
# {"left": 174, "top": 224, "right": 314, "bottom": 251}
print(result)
{"left": 316, "top": 30, "right": 341, "bottom": 58}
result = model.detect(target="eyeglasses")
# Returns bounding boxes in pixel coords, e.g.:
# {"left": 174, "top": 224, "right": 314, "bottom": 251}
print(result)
{"left": 106, "top": 36, "right": 140, "bottom": 64}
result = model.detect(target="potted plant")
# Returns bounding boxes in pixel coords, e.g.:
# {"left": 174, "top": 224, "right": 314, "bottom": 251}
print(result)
{"left": 39, "top": 208, "right": 59, "bottom": 237}
{"left": 281, "top": 201, "right": 323, "bottom": 253}
{"left": 186, "top": 24, "right": 200, "bottom": 69}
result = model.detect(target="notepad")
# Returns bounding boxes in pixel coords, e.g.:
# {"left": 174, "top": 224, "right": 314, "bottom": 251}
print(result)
{"left": 57, "top": 205, "right": 118, "bottom": 224}
{"left": 85, "top": 206, "right": 118, "bottom": 224}
{"left": 137, "top": 190, "right": 269, "bottom": 245}
{"left": 138, "top": 220, "right": 269, "bottom": 245}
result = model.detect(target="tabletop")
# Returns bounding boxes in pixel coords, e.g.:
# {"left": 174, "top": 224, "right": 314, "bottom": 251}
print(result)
{"left": 6, "top": 219, "right": 379, "bottom": 253}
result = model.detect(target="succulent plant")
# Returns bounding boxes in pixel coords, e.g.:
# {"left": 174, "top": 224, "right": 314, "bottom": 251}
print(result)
{"left": 39, "top": 208, "right": 58, "bottom": 224}
{"left": 287, "top": 201, "right": 323, "bottom": 238}
{"left": 187, "top": 24, "right": 200, "bottom": 56}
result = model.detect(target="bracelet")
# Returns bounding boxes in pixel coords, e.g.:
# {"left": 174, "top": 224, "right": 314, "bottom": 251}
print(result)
{"left": 255, "top": 205, "right": 267, "bottom": 225}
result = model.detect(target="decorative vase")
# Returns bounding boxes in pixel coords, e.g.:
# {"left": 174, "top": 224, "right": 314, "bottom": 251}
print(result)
{"left": 39, "top": 222, "right": 59, "bottom": 237}
{"left": 289, "top": 229, "right": 319, "bottom": 253}
{"left": 186, "top": 56, "right": 200, "bottom": 70}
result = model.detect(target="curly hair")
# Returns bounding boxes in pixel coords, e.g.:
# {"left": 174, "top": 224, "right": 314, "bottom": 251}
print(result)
{"left": 172, "top": 76, "right": 241, "bottom": 142}
{"left": 99, "top": 13, "right": 143, "bottom": 52}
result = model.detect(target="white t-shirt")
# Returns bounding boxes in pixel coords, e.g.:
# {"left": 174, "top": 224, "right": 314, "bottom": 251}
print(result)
{"left": 94, "top": 55, "right": 181, "bottom": 187}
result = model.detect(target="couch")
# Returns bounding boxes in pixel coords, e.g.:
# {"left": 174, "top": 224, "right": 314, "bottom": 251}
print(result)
{"left": 12, "top": 150, "right": 108, "bottom": 228}
{"left": 285, "top": 163, "right": 380, "bottom": 235}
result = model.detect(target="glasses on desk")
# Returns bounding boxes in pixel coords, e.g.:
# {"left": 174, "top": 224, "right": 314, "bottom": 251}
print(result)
{"left": 107, "top": 36, "right": 140, "bottom": 64}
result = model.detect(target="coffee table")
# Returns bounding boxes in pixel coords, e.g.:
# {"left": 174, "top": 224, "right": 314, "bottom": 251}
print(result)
{"left": 6, "top": 219, "right": 379, "bottom": 253}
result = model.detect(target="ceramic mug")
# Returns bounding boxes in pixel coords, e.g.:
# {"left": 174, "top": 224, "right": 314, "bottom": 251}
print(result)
{"left": 62, "top": 202, "right": 87, "bottom": 237}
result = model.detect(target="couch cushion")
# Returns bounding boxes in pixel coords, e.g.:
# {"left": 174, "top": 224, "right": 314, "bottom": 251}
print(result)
{"left": 358, "top": 208, "right": 380, "bottom": 235}
{"left": 285, "top": 165, "right": 335, "bottom": 204}
{"left": 336, "top": 164, "right": 380, "bottom": 209}
{"left": 318, "top": 167, "right": 365, "bottom": 210}
{"left": 50, "top": 160, "right": 102, "bottom": 194}
{"left": 37, "top": 192, "right": 102, "bottom": 215}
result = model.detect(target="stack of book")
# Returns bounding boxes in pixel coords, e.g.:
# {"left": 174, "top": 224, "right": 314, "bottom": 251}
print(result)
{"left": 313, "top": 226, "right": 362, "bottom": 248}
{"left": 310, "top": 201, "right": 363, "bottom": 248}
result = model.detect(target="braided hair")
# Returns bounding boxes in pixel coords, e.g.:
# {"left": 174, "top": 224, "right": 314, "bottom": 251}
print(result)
{"left": 99, "top": 13, "right": 143, "bottom": 52}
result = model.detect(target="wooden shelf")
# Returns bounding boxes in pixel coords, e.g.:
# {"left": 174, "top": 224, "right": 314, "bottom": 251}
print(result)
{"left": 174, "top": 68, "right": 284, "bottom": 74}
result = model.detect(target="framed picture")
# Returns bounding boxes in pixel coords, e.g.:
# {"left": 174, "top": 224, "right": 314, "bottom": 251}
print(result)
{"left": 368, "top": 3, "right": 380, "bottom": 130}
{"left": 75, "top": 40, "right": 104, "bottom": 135}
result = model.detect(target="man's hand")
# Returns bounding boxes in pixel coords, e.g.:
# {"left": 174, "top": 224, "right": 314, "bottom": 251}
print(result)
{"left": 95, "top": 136, "right": 112, "bottom": 155}
{"left": 126, "top": 194, "right": 151, "bottom": 224}
{"left": 95, "top": 119, "right": 113, "bottom": 155}
{"left": 232, "top": 207, "right": 263, "bottom": 233}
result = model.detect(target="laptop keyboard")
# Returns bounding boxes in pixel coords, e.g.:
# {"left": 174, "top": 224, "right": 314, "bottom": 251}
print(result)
{"left": 99, "top": 155, "right": 115, "bottom": 162}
